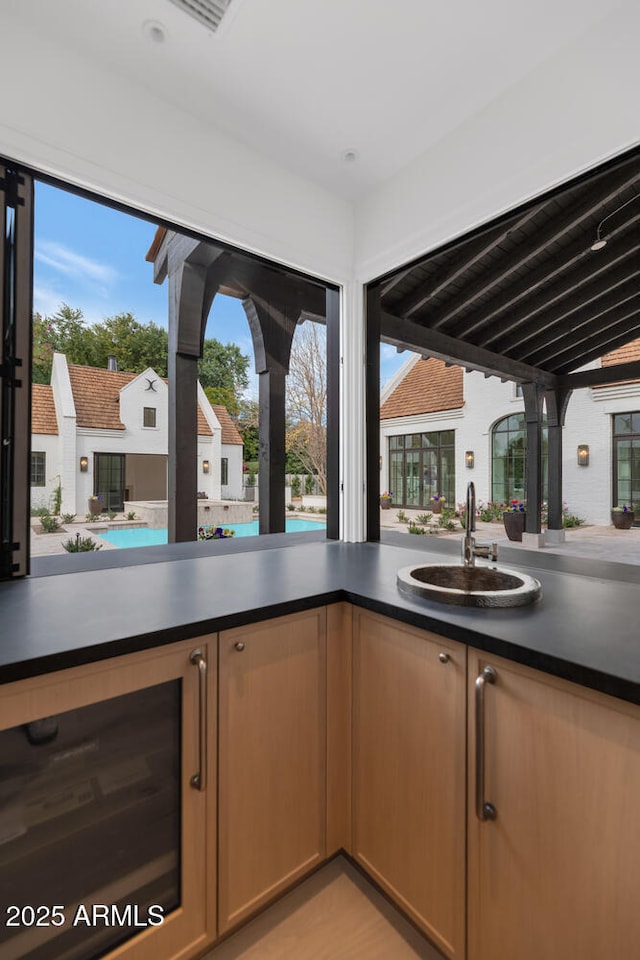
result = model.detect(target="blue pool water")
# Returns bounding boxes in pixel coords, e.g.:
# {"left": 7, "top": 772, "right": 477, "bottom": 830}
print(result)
{"left": 99, "top": 518, "right": 326, "bottom": 548}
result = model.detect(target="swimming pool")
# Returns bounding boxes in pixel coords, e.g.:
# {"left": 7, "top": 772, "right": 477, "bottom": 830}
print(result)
{"left": 99, "top": 518, "right": 326, "bottom": 548}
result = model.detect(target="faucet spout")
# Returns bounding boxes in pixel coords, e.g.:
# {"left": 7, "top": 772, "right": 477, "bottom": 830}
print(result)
{"left": 462, "top": 481, "right": 498, "bottom": 567}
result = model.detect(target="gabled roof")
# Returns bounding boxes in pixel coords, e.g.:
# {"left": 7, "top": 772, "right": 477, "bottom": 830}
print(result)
{"left": 380, "top": 357, "right": 463, "bottom": 420}
{"left": 211, "top": 404, "right": 242, "bottom": 445}
{"left": 32, "top": 384, "right": 58, "bottom": 435}
{"left": 67, "top": 364, "right": 213, "bottom": 435}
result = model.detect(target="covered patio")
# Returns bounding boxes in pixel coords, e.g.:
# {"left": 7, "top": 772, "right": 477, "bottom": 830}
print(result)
{"left": 367, "top": 145, "right": 640, "bottom": 543}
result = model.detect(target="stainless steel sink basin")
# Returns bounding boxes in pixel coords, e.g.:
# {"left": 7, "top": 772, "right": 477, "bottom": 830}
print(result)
{"left": 397, "top": 563, "right": 542, "bottom": 608}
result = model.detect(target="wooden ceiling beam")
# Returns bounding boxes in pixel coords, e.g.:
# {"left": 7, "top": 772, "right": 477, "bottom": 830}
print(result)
{"left": 381, "top": 310, "right": 557, "bottom": 386}
{"left": 422, "top": 167, "right": 640, "bottom": 331}
{"left": 510, "top": 274, "right": 640, "bottom": 362}
{"left": 555, "top": 319, "right": 640, "bottom": 375}
{"left": 560, "top": 358, "right": 640, "bottom": 389}
{"left": 523, "top": 292, "right": 640, "bottom": 368}
{"left": 391, "top": 207, "right": 541, "bottom": 318}
{"left": 460, "top": 227, "right": 640, "bottom": 345}
{"left": 542, "top": 304, "right": 640, "bottom": 372}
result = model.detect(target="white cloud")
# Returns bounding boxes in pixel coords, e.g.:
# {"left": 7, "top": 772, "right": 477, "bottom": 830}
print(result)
{"left": 35, "top": 240, "right": 117, "bottom": 294}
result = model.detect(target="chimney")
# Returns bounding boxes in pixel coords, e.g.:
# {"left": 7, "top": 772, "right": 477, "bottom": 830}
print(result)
{"left": 107, "top": 355, "right": 118, "bottom": 371}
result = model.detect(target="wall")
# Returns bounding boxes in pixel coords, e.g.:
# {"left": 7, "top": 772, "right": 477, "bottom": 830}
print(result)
{"left": 221, "top": 445, "right": 244, "bottom": 500}
{"left": 355, "top": 4, "right": 640, "bottom": 282}
{"left": 30, "top": 434, "right": 62, "bottom": 513}
{"left": 0, "top": 13, "right": 353, "bottom": 287}
{"left": 381, "top": 368, "right": 640, "bottom": 526}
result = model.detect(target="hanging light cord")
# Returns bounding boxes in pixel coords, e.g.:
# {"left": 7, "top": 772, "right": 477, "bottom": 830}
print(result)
{"left": 593, "top": 193, "right": 640, "bottom": 245}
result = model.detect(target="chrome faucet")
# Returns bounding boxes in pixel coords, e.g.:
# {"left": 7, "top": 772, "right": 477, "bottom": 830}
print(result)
{"left": 462, "top": 481, "right": 498, "bottom": 567}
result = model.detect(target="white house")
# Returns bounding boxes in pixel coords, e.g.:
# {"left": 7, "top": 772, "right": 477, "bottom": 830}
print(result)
{"left": 31, "top": 353, "right": 243, "bottom": 516}
{"left": 380, "top": 339, "right": 640, "bottom": 525}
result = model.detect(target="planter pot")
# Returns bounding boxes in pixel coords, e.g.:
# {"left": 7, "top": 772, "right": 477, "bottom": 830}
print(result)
{"left": 430, "top": 500, "right": 443, "bottom": 515}
{"left": 503, "top": 511, "right": 526, "bottom": 541}
{"left": 88, "top": 499, "right": 103, "bottom": 516}
{"left": 612, "top": 510, "right": 634, "bottom": 530}
{"left": 380, "top": 497, "right": 392, "bottom": 510}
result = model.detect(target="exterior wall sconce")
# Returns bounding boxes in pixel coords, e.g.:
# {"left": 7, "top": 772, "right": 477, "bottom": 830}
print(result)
{"left": 202, "top": 460, "right": 210, "bottom": 474}
{"left": 379, "top": 456, "right": 382, "bottom": 470}
{"left": 577, "top": 445, "right": 589, "bottom": 466}
{"left": 465, "top": 450, "right": 475, "bottom": 469}
{"left": 79, "top": 456, "right": 89, "bottom": 472}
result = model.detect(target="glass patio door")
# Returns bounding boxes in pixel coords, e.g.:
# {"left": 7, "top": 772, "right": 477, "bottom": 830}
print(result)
{"left": 95, "top": 453, "right": 125, "bottom": 512}
{"left": 613, "top": 413, "right": 640, "bottom": 518}
{"left": 405, "top": 451, "right": 421, "bottom": 506}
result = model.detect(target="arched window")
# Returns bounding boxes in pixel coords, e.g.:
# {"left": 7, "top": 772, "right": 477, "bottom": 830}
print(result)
{"left": 491, "top": 414, "right": 548, "bottom": 506}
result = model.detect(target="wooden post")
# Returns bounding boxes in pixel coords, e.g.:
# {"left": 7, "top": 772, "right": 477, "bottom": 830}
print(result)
{"left": 544, "top": 388, "right": 572, "bottom": 531}
{"left": 521, "top": 382, "right": 545, "bottom": 535}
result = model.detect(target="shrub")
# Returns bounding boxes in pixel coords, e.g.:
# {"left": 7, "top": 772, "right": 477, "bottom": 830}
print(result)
{"left": 106, "top": 511, "right": 116, "bottom": 520}
{"left": 51, "top": 477, "right": 62, "bottom": 516}
{"left": 415, "top": 512, "right": 433, "bottom": 524}
{"left": 407, "top": 522, "right": 427, "bottom": 535}
{"left": 318, "top": 507, "right": 327, "bottom": 514}
{"left": 396, "top": 510, "right": 408, "bottom": 523}
{"left": 305, "top": 474, "right": 314, "bottom": 495}
{"left": 62, "top": 532, "right": 102, "bottom": 552}
{"left": 126, "top": 511, "right": 137, "bottom": 520}
{"left": 31, "top": 505, "right": 50, "bottom": 517}
{"left": 286, "top": 503, "right": 296, "bottom": 511}
{"left": 40, "top": 514, "right": 60, "bottom": 533}
{"left": 61, "top": 513, "right": 76, "bottom": 524}
{"left": 290, "top": 476, "right": 301, "bottom": 497}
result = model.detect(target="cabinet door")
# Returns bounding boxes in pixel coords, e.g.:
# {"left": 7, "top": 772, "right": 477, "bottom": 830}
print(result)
{"left": 0, "top": 638, "right": 215, "bottom": 960}
{"left": 468, "top": 650, "right": 640, "bottom": 960}
{"left": 352, "top": 610, "right": 466, "bottom": 960}
{"left": 218, "top": 609, "right": 327, "bottom": 933}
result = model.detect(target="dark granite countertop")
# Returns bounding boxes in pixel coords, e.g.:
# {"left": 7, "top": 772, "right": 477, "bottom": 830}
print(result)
{"left": 2, "top": 536, "right": 640, "bottom": 705}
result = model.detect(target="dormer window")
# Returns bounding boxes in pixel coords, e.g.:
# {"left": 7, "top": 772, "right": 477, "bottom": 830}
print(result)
{"left": 143, "top": 407, "right": 157, "bottom": 428}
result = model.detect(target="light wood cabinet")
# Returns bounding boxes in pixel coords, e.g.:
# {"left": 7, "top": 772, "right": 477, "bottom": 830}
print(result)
{"left": 468, "top": 649, "right": 640, "bottom": 960}
{"left": 0, "top": 638, "right": 216, "bottom": 960}
{"left": 352, "top": 609, "right": 466, "bottom": 960}
{"left": 218, "top": 608, "right": 327, "bottom": 933}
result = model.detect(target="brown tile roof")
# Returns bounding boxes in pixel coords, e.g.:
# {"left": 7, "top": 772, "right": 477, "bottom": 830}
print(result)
{"left": 211, "top": 404, "right": 243, "bottom": 445}
{"left": 380, "top": 357, "right": 464, "bottom": 419}
{"left": 67, "top": 364, "right": 212, "bottom": 435}
{"left": 594, "top": 338, "right": 640, "bottom": 389}
{"left": 32, "top": 384, "right": 58, "bottom": 435}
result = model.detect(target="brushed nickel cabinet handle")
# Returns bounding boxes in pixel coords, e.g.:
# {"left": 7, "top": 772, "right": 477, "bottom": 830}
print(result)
{"left": 475, "top": 665, "right": 497, "bottom": 822}
{"left": 234, "top": 641, "right": 246, "bottom": 652}
{"left": 190, "top": 649, "right": 207, "bottom": 791}
{"left": 438, "top": 652, "right": 450, "bottom": 663}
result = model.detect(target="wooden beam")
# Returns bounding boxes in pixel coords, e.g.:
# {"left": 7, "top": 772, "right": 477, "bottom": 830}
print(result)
{"left": 544, "top": 387, "right": 573, "bottom": 530}
{"left": 505, "top": 264, "right": 640, "bottom": 359}
{"left": 455, "top": 215, "right": 640, "bottom": 342}
{"left": 526, "top": 294, "right": 640, "bottom": 370}
{"left": 522, "top": 383, "right": 544, "bottom": 535}
{"left": 393, "top": 206, "right": 541, "bottom": 319}
{"left": 555, "top": 320, "right": 640, "bottom": 376}
{"left": 560, "top": 359, "right": 640, "bottom": 390}
{"left": 381, "top": 311, "right": 557, "bottom": 386}
{"left": 424, "top": 167, "right": 640, "bottom": 332}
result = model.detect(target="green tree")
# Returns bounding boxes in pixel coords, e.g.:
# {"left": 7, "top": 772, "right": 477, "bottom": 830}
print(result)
{"left": 32, "top": 304, "right": 96, "bottom": 382}
{"left": 92, "top": 312, "right": 168, "bottom": 375}
{"left": 236, "top": 397, "right": 259, "bottom": 464}
{"left": 198, "top": 339, "right": 250, "bottom": 417}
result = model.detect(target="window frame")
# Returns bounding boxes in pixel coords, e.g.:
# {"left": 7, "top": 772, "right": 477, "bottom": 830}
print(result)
{"left": 143, "top": 406, "right": 157, "bottom": 428}
{"left": 30, "top": 451, "right": 46, "bottom": 487}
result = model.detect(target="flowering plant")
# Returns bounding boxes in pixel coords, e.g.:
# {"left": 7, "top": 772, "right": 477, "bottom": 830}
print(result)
{"left": 88, "top": 494, "right": 102, "bottom": 502}
{"left": 380, "top": 491, "right": 393, "bottom": 499}
{"left": 612, "top": 504, "right": 633, "bottom": 512}
{"left": 505, "top": 499, "right": 526, "bottom": 512}
{"left": 431, "top": 493, "right": 446, "bottom": 503}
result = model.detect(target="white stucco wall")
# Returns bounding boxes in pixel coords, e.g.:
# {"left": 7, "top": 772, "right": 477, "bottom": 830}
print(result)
{"left": 30, "top": 434, "right": 62, "bottom": 513}
{"left": 381, "top": 366, "right": 640, "bottom": 527}
{"left": 221, "top": 444, "right": 244, "bottom": 500}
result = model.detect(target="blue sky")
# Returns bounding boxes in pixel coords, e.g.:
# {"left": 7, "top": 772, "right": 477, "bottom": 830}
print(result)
{"left": 34, "top": 180, "right": 406, "bottom": 388}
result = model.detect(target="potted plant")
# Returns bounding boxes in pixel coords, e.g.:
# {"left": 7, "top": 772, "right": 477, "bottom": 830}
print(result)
{"left": 611, "top": 505, "right": 635, "bottom": 529}
{"left": 88, "top": 494, "right": 103, "bottom": 516}
{"left": 503, "top": 499, "right": 526, "bottom": 541}
{"left": 430, "top": 493, "right": 446, "bottom": 515}
{"left": 380, "top": 491, "right": 393, "bottom": 509}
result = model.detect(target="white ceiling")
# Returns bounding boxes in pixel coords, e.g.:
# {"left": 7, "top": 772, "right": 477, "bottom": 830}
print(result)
{"left": 2, "top": 0, "right": 627, "bottom": 200}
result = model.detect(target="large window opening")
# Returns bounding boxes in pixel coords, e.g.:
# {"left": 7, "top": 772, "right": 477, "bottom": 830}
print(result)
{"left": 491, "top": 413, "right": 548, "bottom": 506}
{"left": 0, "top": 156, "right": 339, "bottom": 578}
{"left": 388, "top": 431, "right": 455, "bottom": 508}
{"left": 612, "top": 413, "right": 640, "bottom": 517}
